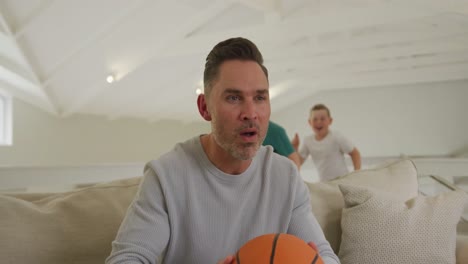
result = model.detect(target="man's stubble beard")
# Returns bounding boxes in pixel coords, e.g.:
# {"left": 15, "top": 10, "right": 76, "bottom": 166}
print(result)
{"left": 211, "top": 117, "right": 264, "bottom": 161}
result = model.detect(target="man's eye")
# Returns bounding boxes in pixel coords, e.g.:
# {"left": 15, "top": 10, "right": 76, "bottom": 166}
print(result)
{"left": 227, "top": 95, "right": 240, "bottom": 101}
{"left": 255, "top": 95, "right": 267, "bottom": 101}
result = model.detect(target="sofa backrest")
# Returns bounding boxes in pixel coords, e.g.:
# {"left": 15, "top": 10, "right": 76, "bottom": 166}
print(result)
{"left": 0, "top": 177, "right": 141, "bottom": 264}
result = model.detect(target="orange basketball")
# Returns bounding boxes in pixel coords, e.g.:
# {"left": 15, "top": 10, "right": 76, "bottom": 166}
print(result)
{"left": 233, "top": 233, "right": 324, "bottom": 264}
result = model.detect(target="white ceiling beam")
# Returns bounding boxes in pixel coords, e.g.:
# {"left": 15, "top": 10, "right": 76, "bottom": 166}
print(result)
{"left": 445, "top": 0, "right": 468, "bottom": 15}
{"left": 13, "top": 0, "right": 56, "bottom": 38}
{"left": 270, "top": 50, "right": 468, "bottom": 84}
{"left": 42, "top": 0, "right": 148, "bottom": 88}
{"left": 60, "top": 77, "right": 111, "bottom": 117}
{"left": 267, "top": 31, "right": 468, "bottom": 62}
{"left": 293, "top": 61, "right": 468, "bottom": 95}
{"left": 61, "top": 0, "right": 234, "bottom": 117}
{"left": 0, "top": 79, "right": 56, "bottom": 114}
{"left": 162, "top": 0, "right": 461, "bottom": 57}
{"left": 0, "top": 63, "right": 47, "bottom": 99}
{"left": 106, "top": 65, "right": 203, "bottom": 121}
{"left": 0, "top": 60, "right": 57, "bottom": 114}
{"left": 234, "top": 0, "right": 283, "bottom": 23}
{"left": 322, "top": 62, "right": 468, "bottom": 89}
{"left": 233, "top": 0, "right": 280, "bottom": 13}
{"left": 0, "top": 50, "right": 36, "bottom": 82}
{"left": 267, "top": 38, "right": 468, "bottom": 74}
{"left": 134, "top": 26, "right": 468, "bottom": 70}
{"left": 332, "top": 53, "right": 468, "bottom": 76}
{"left": 0, "top": 9, "right": 57, "bottom": 114}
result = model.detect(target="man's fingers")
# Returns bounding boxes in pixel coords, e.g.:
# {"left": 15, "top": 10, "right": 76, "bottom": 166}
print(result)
{"left": 308, "top": 241, "right": 318, "bottom": 251}
{"left": 217, "top": 255, "right": 235, "bottom": 264}
{"left": 224, "top": 255, "right": 235, "bottom": 264}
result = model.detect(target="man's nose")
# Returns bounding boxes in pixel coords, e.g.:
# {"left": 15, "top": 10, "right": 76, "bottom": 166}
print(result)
{"left": 240, "top": 100, "right": 257, "bottom": 120}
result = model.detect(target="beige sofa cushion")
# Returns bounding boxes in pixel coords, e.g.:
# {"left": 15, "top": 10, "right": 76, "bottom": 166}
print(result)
{"left": 0, "top": 177, "right": 141, "bottom": 264}
{"left": 338, "top": 184, "right": 467, "bottom": 264}
{"left": 457, "top": 235, "right": 468, "bottom": 264}
{"left": 306, "top": 159, "right": 419, "bottom": 252}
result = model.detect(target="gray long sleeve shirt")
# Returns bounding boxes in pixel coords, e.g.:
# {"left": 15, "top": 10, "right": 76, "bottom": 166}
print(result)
{"left": 106, "top": 136, "right": 340, "bottom": 264}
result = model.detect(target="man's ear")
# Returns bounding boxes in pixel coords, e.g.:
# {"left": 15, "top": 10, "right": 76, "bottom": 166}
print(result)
{"left": 197, "top": 94, "right": 212, "bottom": 121}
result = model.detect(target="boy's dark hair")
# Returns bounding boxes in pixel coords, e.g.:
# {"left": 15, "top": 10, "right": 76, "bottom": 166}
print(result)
{"left": 203, "top": 37, "right": 268, "bottom": 97}
{"left": 310, "top": 104, "right": 331, "bottom": 117}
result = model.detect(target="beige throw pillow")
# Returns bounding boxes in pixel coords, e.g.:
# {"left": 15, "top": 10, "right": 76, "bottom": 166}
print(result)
{"left": 338, "top": 184, "right": 467, "bottom": 264}
{"left": 457, "top": 235, "right": 468, "bottom": 264}
{"left": 0, "top": 177, "right": 141, "bottom": 264}
{"left": 306, "top": 159, "right": 419, "bottom": 252}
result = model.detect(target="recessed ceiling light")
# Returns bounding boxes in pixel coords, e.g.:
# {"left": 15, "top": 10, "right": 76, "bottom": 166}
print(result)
{"left": 106, "top": 75, "right": 115, "bottom": 83}
{"left": 196, "top": 88, "right": 202, "bottom": 95}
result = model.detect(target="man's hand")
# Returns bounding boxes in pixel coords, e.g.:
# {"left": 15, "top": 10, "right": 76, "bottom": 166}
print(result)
{"left": 308, "top": 242, "right": 318, "bottom": 252}
{"left": 217, "top": 255, "right": 235, "bottom": 264}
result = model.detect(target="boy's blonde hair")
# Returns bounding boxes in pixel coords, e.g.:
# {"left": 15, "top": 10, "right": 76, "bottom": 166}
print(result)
{"left": 309, "top": 104, "right": 331, "bottom": 118}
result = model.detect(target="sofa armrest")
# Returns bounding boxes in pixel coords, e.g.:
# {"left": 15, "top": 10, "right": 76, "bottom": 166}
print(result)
{"left": 457, "top": 235, "right": 468, "bottom": 264}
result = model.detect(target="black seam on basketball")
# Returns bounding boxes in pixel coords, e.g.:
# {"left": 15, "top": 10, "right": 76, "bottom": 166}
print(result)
{"left": 311, "top": 253, "right": 319, "bottom": 264}
{"left": 270, "top": 233, "right": 281, "bottom": 264}
{"left": 236, "top": 251, "right": 241, "bottom": 264}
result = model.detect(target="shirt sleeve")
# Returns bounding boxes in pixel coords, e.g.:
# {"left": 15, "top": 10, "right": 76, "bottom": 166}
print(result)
{"left": 287, "top": 176, "right": 341, "bottom": 264}
{"left": 273, "top": 126, "right": 295, "bottom": 156}
{"left": 106, "top": 168, "right": 169, "bottom": 264}
{"left": 336, "top": 132, "right": 354, "bottom": 154}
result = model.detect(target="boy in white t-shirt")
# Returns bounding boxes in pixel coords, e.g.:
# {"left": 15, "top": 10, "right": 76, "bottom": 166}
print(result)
{"left": 292, "top": 104, "right": 361, "bottom": 181}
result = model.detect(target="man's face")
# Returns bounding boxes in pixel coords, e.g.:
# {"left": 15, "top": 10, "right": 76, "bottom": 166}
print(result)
{"left": 207, "top": 60, "right": 270, "bottom": 160}
{"left": 309, "top": 109, "right": 332, "bottom": 137}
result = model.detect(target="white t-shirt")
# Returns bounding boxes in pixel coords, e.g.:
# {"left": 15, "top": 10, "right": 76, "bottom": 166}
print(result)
{"left": 299, "top": 130, "right": 354, "bottom": 181}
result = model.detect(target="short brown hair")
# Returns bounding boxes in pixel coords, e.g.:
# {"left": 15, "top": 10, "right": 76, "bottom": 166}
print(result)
{"left": 203, "top": 37, "right": 268, "bottom": 97}
{"left": 310, "top": 104, "right": 331, "bottom": 118}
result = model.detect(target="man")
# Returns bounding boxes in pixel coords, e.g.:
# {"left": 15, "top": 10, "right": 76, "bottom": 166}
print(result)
{"left": 106, "top": 38, "right": 340, "bottom": 264}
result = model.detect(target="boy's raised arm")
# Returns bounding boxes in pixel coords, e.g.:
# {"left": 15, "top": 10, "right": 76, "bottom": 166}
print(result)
{"left": 349, "top": 148, "right": 361, "bottom": 171}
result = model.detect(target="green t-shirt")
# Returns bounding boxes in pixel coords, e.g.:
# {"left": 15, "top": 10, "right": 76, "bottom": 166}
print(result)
{"left": 262, "top": 121, "right": 295, "bottom": 157}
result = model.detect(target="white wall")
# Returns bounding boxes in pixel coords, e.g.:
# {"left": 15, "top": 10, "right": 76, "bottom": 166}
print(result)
{"left": 273, "top": 79, "right": 468, "bottom": 158}
{"left": 0, "top": 99, "right": 210, "bottom": 167}
{"left": 2, "top": 80, "right": 468, "bottom": 191}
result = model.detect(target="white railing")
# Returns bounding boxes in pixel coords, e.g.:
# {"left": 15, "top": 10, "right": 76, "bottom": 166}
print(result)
{"left": 0, "top": 162, "right": 144, "bottom": 192}
{"left": 1, "top": 157, "right": 467, "bottom": 193}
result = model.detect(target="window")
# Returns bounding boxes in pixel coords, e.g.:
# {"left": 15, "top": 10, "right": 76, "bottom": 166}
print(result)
{"left": 0, "top": 89, "right": 12, "bottom": 146}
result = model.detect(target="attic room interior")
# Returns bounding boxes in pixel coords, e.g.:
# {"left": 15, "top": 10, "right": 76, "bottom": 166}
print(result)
{"left": 0, "top": 0, "right": 468, "bottom": 263}
{"left": 1, "top": 0, "right": 467, "bottom": 190}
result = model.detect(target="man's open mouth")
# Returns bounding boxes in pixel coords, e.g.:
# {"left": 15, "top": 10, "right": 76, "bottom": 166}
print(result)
{"left": 241, "top": 131, "right": 257, "bottom": 137}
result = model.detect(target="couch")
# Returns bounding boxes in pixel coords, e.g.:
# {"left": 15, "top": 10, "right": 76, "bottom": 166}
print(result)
{"left": 1, "top": 159, "right": 467, "bottom": 263}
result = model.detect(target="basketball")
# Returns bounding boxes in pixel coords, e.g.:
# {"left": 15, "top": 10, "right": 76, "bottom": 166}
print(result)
{"left": 233, "top": 233, "right": 324, "bottom": 264}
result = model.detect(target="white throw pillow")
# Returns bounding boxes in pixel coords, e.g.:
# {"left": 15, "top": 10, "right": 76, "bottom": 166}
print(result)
{"left": 338, "top": 184, "right": 467, "bottom": 264}
{"left": 306, "top": 159, "right": 419, "bottom": 252}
